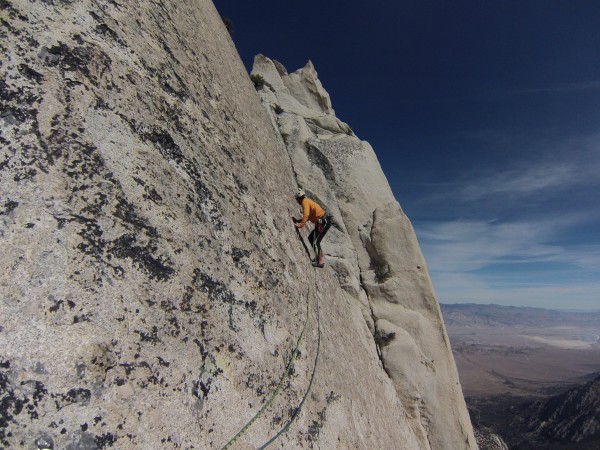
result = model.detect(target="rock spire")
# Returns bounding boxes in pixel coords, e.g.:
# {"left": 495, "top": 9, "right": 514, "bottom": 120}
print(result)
{"left": 252, "top": 54, "right": 477, "bottom": 449}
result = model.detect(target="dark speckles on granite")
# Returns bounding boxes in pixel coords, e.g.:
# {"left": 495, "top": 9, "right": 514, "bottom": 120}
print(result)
{"left": 113, "top": 197, "right": 158, "bottom": 238}
{"left": 110, "top": 234, "right": 174, "bottom": 281}
{"left": 49, "top": 298, "right": 64, "bottom": 313}
{"left": 88, "top": 11, "right": 125, "bottom": 48}
{"left": 73, "top": 216, "right": 107, "bottom": 260}
{"left": 1, "top": 370, "right": 25, "bottom": 447}
{"left": 38, "top": 42, "right": 112, "bottom": 85}
{"left": 17, "top": 63, "right": 44, "bottom": 83}
{"left": 134, "top": 326, "right": 161, "bottom": 344}
{"left": 54, "top": 195, "right": 173, "bottom": 282}
{"left": 22, "top": 380, "right": 48, "bottom": 405}
{"left": 34, "top": 362, "right": 48, "bottom": 375}
{"left": 72, "top": 313, "right": 92, "bottom": 324}
{"left": 119, "top": 363, "right": 134, "bottom": 376}
{"left": 0, "top": 72, "right": 48, "bottom": 178}
{"left": 157, "top": 357, "right": 170, "bottom": 367}
{"left": 0, "top": 1, "right": 19, "bottom": 16}
{"left": 60, "top": 388, "right": 91, "bottom": 407}
{"left": 0, "top": 199, "right": 19, "bottom": 215}
{"left": 63, "top": 142, "right": 108, "bottom": 183}
{"left": 193, "top": 269, "right": 236, "bottom": 305}
{"left": 305, "top": 141, "right": 337, "bottom": 185}
{"left": 95, "top": 432, "right": 117, "bottom": 448}
{"left": 142, "top": 186, "right": 163, "bottom": 205}
{"left": 166, "top": 315, "right": 181, "bottom": 337}
{"left": 192, "top": 379, "right": 210, "bottom": 400}
{"left": 139, "top": 128, "right": 183, "bottom": 165}
{"left": 121, "top": 120, "right": 223, "bottom": 228}
{"left": 231, "top": 247, "right": 250, "bottom": 264}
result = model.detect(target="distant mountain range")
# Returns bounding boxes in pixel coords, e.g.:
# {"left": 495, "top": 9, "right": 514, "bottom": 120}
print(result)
{"left": 441, "top": 303, "right": 600, "bottom": 329}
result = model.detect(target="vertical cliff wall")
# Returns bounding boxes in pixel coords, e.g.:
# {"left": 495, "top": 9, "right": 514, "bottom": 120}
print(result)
{"left": 1, "top": 1, "right": 473, "bottom": 449}
{"left": 252, "top": 55, "right": 477, "bottom": 450}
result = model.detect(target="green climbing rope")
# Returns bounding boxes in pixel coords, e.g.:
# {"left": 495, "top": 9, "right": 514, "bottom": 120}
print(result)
{"left": 258, "top": 266, "right": 321, "bottom": 449}
{"left": 221, "top": 288, "right": 312, "bottom": 450}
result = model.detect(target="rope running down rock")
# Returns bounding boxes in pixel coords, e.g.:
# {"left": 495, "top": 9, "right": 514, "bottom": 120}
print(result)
{"left": 259, "top": 264, "right": 321, "bottom": 449}
{"left": 221, "top": 286, "right": 312, "bottom": 450}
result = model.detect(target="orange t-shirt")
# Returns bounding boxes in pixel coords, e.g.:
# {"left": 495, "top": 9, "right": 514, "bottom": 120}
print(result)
{"left": 297, "top": 197, "right": 325, "bottom": 227}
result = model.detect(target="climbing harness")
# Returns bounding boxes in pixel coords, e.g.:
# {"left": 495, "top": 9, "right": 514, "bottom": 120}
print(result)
{"left": 309, "top": 214, "right": 332, "bottom": 262}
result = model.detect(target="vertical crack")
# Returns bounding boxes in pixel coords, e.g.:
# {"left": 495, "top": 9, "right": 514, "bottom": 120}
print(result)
{"left": 359, "top": 274, "right": 390, "bottom": 377}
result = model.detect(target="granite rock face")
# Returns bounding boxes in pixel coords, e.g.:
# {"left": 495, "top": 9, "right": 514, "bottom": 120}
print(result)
{"left": 474, "top": 428, "right": 510, "bottom": 450}
{"left": 1, "top": 1, "right": 472, "bottom": 448}
{"left": 252, "top": 55, "right": 477, "bottom": 449}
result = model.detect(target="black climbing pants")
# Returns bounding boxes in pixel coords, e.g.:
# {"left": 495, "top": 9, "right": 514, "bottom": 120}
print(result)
{"left": 308, "top": 215, "right": 332, "bottom": 256}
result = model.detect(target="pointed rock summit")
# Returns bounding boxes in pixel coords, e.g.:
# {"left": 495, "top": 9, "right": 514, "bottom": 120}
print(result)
{"left": 252, "top": 54, "right": 353, "bottom": 135}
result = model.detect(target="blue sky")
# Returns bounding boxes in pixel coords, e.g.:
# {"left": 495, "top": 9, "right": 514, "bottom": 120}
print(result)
{"left": 214, "top": 0, "right": 600, "bottom": 310}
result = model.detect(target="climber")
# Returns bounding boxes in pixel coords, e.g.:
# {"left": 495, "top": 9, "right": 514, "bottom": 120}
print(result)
{"left": 292, "top": 190, "right": 332, "bottom": 268}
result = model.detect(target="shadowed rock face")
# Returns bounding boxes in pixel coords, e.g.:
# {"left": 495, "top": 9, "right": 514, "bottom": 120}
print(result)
{"left": 526, "top": 376, "right": 600, "bottom": 443}
{"left": 252, "top": 54, "right": 477, "bottom": 449}
{"left": 470, "top": 376, "right": 600, "bottom": 449}
{"left": 1, "top": 1, "right": 471, "bottom": 449}
{"left": 474, "top": 428, "right": 509, "bottom": 450}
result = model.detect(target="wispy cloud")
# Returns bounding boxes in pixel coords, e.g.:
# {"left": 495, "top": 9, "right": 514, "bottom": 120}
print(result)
{"left": 460, "top": 139, "right": 600, "bottom": 201}
{"left": 407, "top": 132, "right": 600, "bottom": 310}
{"left": 433, "top": 270, "right": 600, "bottom": 310}
{"left": 417, "top": 217, "right": 575, "bottom": 273}
{"left": 459, "top": 163, "right": 580, "bottom": 200}
{"left": 410, "top": 134, "right": 600, "bottom": 208}
{"left": 563, "top": 244, "right": 600, "bottom": 270}
{"left": 416, "top": 216, "right": 600, "bottom": 309}
{"left": 419, "top": 213, "right": 600, "bottom": 270}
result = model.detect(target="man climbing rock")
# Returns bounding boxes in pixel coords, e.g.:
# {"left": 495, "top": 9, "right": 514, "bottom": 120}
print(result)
{"left": 293, "top": 190, "right": 332, "bottom": 268}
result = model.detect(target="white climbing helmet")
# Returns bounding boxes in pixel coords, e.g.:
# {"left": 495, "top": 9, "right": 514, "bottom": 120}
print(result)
{"left": 295, "top": 189, "right": 306, "bottom": 199}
